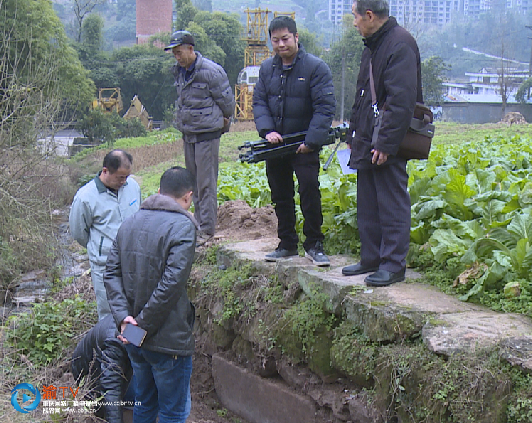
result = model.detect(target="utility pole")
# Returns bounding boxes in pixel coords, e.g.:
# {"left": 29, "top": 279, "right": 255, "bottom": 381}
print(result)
{"left": 341, "top": 49, "right": 346, "bottom": 122}
{"left": 499, "top": 40, "right": 507, "bottom": 117}
{"left": 527, "top": 25, "right": 532, "bottom": 100}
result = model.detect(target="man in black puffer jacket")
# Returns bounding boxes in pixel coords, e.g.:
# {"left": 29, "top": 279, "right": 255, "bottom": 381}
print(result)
{"left": 71, "top": 314, "right": 133, "bottom": 423}
{"left": 104, "top": 166, "right": 198, "bottom": 423}
{"left": 253, "top": 16, "right": 336, "bottom": 267}
{"left": 342, "top": 0, "right": 423, "bottom": 287}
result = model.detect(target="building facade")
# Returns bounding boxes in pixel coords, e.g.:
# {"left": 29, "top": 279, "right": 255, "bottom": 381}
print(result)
{"left": 390, "top": 0, "right": 461, "bottom": 25}
{"left": 444, "top": 67, "right": 530, "bottom": 103}
{"left": 328, "top": 0, "right": 530, "bottom": 26}
{"left": 136, "top": 0, "right": 173, "bottom": 44}
{"left": 328, "top": 0, "right": 352, "bottom": 25}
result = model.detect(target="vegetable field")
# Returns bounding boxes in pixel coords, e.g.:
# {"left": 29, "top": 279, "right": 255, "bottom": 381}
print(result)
{"left": 219, "top": 130, "right": 532, "bottom": 316}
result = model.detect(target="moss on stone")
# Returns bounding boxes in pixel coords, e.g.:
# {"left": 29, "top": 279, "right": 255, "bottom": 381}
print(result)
{"left": 189, "top": 246, "right": 532, "bottom": 423}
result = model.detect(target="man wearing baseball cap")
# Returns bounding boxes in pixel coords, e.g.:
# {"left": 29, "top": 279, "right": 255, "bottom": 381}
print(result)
{"left": 165, "top": 31, "right": 235, "bottom": 247}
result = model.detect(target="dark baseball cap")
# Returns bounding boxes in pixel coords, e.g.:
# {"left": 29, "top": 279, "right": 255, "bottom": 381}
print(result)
{"left": 164, "top": 31, "right": 195, "bottom": 50}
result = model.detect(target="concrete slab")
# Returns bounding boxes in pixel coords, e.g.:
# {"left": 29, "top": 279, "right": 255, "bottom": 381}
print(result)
{"left": 343, "top": 282, "right": 485, "bottom": 342}
{"left": 212, "top": 354, "right": 317, "bottom": 423}
{"left": 219, "top": 239, "right": 349, "bottom": 270}
{"left": 422, "top": 311, "right": 532, "bottom": 356}
{"left": 217, "top": 238, "right": 279, "bottom": 270}
{"left": 216, "top": 238, "right": 532, "bottom": 370}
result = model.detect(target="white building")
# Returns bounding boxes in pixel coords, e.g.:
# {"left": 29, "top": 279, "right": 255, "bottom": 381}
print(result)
{"left": 443, "top": 67, "right": 531, "bottom": 103}
{"left": 390, "top": 0, "right": 461, "bottom": 26}
{"left": 328, "top": 0, "right": 530, "bottom": 26}
{"left": 328, "top": 0, "right": 353, "bottom": 25}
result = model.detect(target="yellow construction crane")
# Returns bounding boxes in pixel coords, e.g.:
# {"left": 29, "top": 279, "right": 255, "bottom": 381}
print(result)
{"left": 243, "top": 8, "right": 270, "bottom": 68}
{"left": 234, "top": 9, "right": 295, "bottom": 122}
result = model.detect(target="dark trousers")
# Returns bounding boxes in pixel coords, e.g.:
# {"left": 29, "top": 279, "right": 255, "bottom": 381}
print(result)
{"left": 357, "top": 161, "right": 410, "bottom": 272}
{"left": 266, "top": 151, "right": 323, "bottom": 251}
{"left": 183, "top": 138, "right": 219, "bottom": 236}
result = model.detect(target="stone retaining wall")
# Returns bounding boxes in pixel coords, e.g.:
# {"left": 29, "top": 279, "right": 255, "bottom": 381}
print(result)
{"left": 190, "top": 238, "right": 532, "bottom": 423}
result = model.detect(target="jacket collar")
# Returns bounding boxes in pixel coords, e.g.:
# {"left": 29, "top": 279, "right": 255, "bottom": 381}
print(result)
{"left": 363, "top": 16, "right": 398, "bottom": 52}
{"left": 140, "top": 194, "right": 199, "bottom": 228}
{"left": 94, "top": 172, "right": 128, "bottom": 194}
{"left": 273, "top": 44, "right": 306, "bottom": 69}
{"left": 172, "top": 52, "right": 204, "bottom": 79}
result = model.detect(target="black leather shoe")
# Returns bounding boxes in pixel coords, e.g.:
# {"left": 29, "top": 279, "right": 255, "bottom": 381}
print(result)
{"left": 364, "top": 269, "right": 406, "bottom": 287}
{"left": 342, "top": 262, "right": 379, "bottom": 276}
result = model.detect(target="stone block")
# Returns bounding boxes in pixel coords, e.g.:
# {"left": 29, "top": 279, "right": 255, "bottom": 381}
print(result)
{"left": 423, "top": 311, "right": 532, "bottom": 357}
{"left": 344, "top": 281, "right": 476, "bottom": 342}
{"left": 212, "top": 354, "right": 317, "bottom": 423}
{"left": 282, "top": 263, "right": 357, "bottom": 315}
{"left": 500, "top": 336, "right": 532, "bottom": 374}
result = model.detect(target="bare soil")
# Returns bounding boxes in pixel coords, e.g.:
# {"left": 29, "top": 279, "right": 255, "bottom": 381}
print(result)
{"left": 214, "top": 200, "right": 277, "bottom": 243}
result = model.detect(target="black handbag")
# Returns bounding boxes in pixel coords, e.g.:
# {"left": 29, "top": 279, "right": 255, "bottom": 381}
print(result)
{"left": 369, "top": 61, "right": 434, "bottom": 160}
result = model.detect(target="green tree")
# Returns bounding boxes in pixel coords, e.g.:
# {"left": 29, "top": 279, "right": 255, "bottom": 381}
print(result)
{"left": 107, "top": 0, "right": 136, "bottom": 44}
{"left": 78, "top": 109, "right": 116, "bottom": 144}
{"left": 1, "top": 0, "right": 94, "bottom": 118}
{"left": 187, "top": 23, "right": 226, "bottom": 66}
{"left": 78, "top": 14, "right": 105, "bottom": 61}
{"left": 0, "top": 0, "right": 94, "bottom": 286}
{"left": 175, "top": 0, "right": 197, "bottom": 30}
{"left": 78, "top": 109, "right": 147, "bottom": 144}
{"left": 323, "top": 22, "right": 364, "bottom": 121}
{"left": 298, "top": 28, "right": 322, "bottom": 57}
{"left": 421, "top": 56, "right": 451, "bottom": 107}
{"left": 191, "top": 11, "right": 246, "bottom": 84}
{"left": 71, "top": 0, "right": 106, "bottom": 42}
{"left": 111, "top": 45, "right": 177, "bottom": 120}
{"left": 515, "top": 78, "right": 532, "bottom": 103}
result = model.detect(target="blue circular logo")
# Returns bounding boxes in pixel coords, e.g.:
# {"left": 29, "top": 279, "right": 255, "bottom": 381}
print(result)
{"left": 11, "top": 383, "right": 41, "bottom": 413}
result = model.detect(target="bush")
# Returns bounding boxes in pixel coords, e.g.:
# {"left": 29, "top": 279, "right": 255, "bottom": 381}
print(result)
{"left": 7, "top": 296, "right": 97, "bottom": 366}
{"left": 78, "top": 109, "right": 116, "bottom": 144}
{"left": 77, "top": 109, "right": 148, "bottom": 145}
{"left": 114, "top": 116, "right": 148, "bottom": 139}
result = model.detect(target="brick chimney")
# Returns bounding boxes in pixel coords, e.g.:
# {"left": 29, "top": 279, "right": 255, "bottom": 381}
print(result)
{"left": 136, "top": 0, "right": 173, "bottom": 45}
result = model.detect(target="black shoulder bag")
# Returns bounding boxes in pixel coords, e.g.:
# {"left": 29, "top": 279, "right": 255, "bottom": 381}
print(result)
{"left": 369, "top": 61, "right": 434, "bottom": 160}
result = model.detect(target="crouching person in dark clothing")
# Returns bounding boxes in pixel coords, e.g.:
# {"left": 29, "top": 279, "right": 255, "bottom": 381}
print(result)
{"left": 72, "top": 314, "right": 134, "bottom": 423}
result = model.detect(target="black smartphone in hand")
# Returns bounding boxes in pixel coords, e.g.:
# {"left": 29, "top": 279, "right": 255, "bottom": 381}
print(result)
{"left": 122, "top": 324, "right": 147, "bottom": 347}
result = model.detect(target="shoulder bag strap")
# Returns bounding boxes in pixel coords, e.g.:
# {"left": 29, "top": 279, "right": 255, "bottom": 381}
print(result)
{"left": 369, "top": 60, "right": 379, "bottom": 118}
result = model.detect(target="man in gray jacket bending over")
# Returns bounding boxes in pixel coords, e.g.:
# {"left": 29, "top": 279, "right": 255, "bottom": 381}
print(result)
{"left": 165, "top": 31, "right": 235, "bottom": 246}
{"left": 104, "top": 166, "right": 198, "bottom": 423}
{"left": 69, "top": 150, "right": 141, "bottom": 319}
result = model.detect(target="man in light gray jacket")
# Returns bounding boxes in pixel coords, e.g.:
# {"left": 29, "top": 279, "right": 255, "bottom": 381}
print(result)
{"left": 69, "top": 149, "right": 141, "bottom": 320}
{"left": 165, "top": 31, "right": 235, "bottom": 246}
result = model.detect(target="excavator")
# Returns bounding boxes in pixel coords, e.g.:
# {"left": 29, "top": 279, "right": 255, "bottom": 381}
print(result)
{"left": 91, "top": 88, "right": 123, "bottom": 113}
{"left": 91, "top": 88, "right": 153, "bottom": 130}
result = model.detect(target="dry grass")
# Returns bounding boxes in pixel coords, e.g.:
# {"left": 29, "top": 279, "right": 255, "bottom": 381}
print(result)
{"left": 91, "top": 140, "right": 184, "bottom": 174}
{"left": 0, "top": 270, "right": 101, "bottom": 423}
